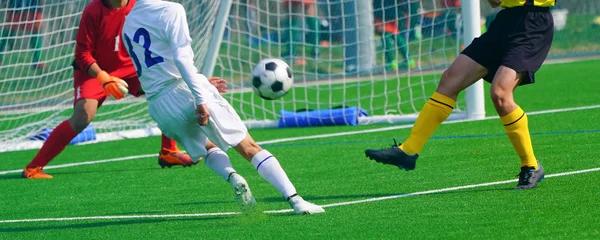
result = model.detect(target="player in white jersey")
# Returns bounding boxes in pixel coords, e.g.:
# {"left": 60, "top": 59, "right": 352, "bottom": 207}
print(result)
{"left": 122, "top": 0, "right": 324, "bottom": 215}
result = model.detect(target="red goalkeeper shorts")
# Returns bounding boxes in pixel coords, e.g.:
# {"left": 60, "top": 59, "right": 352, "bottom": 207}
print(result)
{"left": 73, "top": 67, "right": 141, "bottom": 107}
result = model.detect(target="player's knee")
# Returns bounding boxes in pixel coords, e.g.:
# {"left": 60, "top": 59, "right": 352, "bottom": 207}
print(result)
{"left": 490, "top": 88, "right": 512, "bottom": 110}
{"left": 69, "top": 112, "right": 94, "bottom": 133}
{"left": 243, "top": 143, "right": 262, "bottom": 160}
{"left": 235, "top": 139, "right": 263, "bottom": 160}
{"left": 437, "top": 69, "right": 462, "bottom": 97}
{"left": 68, "top": 115, "right": 91, "bottom": 133}
{"left": 205, "top": 141, "right": 218, "bottom": 151}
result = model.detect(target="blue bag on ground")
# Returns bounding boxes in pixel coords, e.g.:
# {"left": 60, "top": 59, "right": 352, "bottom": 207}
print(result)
{"left": 278, "top": 107, "right": 369, "bottom": 128}
{"left": 28, "top": 124, "right": 96, "bottom": 144}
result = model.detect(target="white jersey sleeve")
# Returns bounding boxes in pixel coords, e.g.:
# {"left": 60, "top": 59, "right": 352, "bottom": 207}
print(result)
{"left": 122, "top": 0, "right": 215, "bottom": 105}
{"left": 163, "top": 4, "right": 212, "bottom": 105}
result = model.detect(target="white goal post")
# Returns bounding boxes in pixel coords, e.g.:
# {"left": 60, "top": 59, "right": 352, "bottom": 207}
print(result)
{"left": 462, "top": 0, "right": 485, "bottom": 121}
{"left": 0, "top": 0, "right": 484, "bottom": 152}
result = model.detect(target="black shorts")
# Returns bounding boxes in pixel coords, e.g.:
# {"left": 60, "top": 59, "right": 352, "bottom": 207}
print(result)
{"left": 461, "top": 6, "right": 554, "bottom": 85}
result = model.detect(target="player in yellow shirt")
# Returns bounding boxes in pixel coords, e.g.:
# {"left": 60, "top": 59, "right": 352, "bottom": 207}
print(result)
{"left": 365, "top": 0, "right": 555, "bottom": 189}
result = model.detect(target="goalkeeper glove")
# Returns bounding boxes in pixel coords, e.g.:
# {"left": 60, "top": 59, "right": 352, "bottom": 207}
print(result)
{"left": 96, "top": 71, "right": 128, "bottom": 100}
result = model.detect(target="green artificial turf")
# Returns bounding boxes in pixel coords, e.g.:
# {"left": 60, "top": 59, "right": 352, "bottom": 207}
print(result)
{"left": 0, "top": 58, "right": 599, "bottom": 239}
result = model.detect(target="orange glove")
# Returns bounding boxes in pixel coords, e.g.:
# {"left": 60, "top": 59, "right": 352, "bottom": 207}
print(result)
{"left": 96, "top": 71, "right": 128, "bottom": 100}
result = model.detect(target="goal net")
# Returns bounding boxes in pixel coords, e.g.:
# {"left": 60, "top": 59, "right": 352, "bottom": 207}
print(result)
{"left": 0, "top": 0, "right": 227, "bottom": 151}
{"left": 214, "top": 0, "right": 484, "bottom": 128}
{"left": 1, "top": 0, "right": 487, "bottom": 151}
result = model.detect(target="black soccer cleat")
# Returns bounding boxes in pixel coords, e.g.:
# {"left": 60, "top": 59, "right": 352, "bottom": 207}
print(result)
{"left": 365, "top": 140, "right": 418, "bottom": 171}
{"left": 515, "top": 162, "right": 545, "bottom": 190}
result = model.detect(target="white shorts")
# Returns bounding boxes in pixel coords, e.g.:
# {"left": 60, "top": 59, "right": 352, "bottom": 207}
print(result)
{"left": 148, "top": 83, "right": 248, "bottom": 160}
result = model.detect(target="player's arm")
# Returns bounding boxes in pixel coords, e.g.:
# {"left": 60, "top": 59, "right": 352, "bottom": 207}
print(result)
{"left": 74, "top": 8, "right": 98, "bottom": 75}
{"left": 165, "top": 5, "right": 215, "bottom": 125}
{"left": 74, "top": 8, "right": 127, "bottom": 99}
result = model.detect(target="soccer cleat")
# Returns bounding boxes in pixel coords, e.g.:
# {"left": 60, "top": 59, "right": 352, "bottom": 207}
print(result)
{"left": 228, "top": 173, "right": 257, "bottom": 211}
{"left": 158, "top": 148, "right": 195, "bottom": 168}
{"left": 22, "top": 166, "right": 53, "bottom": 179}
{"left": 365, "top": 140, "right": 418, "bottom": 171}
{"left": 515, "top": 162, "right": 545, "bottom": 190}
{"left": 288, "top": 195, "right": 325, "bottom": 215}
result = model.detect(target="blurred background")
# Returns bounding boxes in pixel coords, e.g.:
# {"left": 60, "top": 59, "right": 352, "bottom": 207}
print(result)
{"left": 217, "top": 0, "right": 600, "bottom": 78}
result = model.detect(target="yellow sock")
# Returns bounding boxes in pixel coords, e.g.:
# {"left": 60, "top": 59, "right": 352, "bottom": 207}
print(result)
{"left": 501, "top": 107, "right": 538, "bottom": 169}
{"left": 400, "top": 92, "right": 455, "bottom": 155}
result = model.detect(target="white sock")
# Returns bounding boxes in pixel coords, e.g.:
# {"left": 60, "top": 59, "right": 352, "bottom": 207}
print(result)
{"left": 251, "top": 150, "right": 297, "bottom": 199}
{"left": 204, "top": 148, "right": 236, "bottom": 181}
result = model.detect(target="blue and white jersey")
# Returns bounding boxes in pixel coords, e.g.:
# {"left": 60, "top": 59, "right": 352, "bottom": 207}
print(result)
{"left": 122, "top": 0, "right": 216, "bottom": 104}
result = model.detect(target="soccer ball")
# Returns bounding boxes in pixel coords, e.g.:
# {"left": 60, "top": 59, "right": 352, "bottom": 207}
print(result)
{"left": 251, "top": 58, "right": 293, "bottom": 100}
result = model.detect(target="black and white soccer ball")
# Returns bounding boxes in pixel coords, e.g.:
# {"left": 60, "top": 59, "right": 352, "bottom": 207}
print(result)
{"left": 251, "top": 58, "right": 293, "bottom": 100}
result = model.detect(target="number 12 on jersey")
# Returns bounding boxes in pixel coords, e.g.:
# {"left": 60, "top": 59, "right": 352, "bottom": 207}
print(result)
{"left": 124, "top": 28, "right": 164, "bottom": 77}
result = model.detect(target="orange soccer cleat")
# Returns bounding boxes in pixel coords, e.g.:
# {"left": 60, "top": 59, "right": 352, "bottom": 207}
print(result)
{"left": 158, "top": 147, "right": 197, "bottom": 168}
{"left": 22, "top": 166, "right": 53, "bottom": 179}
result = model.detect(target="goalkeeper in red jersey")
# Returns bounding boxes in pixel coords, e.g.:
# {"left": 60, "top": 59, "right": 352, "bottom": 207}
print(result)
{"left": 22, "top": 0, "right": 226, "bottom": 179}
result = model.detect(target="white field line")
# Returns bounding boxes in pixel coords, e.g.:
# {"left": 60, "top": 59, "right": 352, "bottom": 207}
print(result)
{"left": 259, "top": 104, "right": 600, "bottom": 145}
{"left": 0, "top": 212, "right": 241, "bottom": 224}
{"left": 1, "top": 167, "right": 598, "bottom": 223}
{"left": 0, "top": 154, "right": 157, "bottom": 175}
{"left": 1, "top": 104, "right": 599, "bottom": 176}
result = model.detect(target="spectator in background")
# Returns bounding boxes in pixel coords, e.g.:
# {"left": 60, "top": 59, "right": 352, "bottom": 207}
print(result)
{"left": 0, "top": 0, "right": 46, "bottom": 70}
{"left": 245, "top": 0, "right": 260, "bottom": 46}
{"left": 374, "top": 0, "right": 416, "bottom": 71}
{"left": 282, "top": 0, "right": 320, "bottom": 66}
{"left": 398, "top": 0, "right": 421, "bottom": 40}
{"left": 441, "top": 0, "right": 462, "bottom": 36}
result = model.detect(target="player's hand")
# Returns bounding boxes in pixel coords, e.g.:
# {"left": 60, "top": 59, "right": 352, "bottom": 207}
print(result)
{"left": 96, "top": 71, "right": 128, "bottom": 100}
{"left": 488, "top": 0, "right": 501, "bottom": 8}
{"left": 196, "top": 104, "right": 210, "bottom": 126}
{"left": 208, "top": 76, "right": 228, "bottom": 94}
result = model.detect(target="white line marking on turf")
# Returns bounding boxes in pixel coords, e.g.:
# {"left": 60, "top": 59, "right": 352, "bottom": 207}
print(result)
{"left": 259, "top": 104, "right": 600, "bottom": 145}
{"left": 0, "top": 212, "right": 240, "bottom": 224}
{"left": 1, "top": 104, "right": 599, "bottom": 176}
{"left": 0, "top": 154, "right": 157, "bottom": 175}
{"left": 317, "top": 167, "right": 600, "bottom": 209}
{"left": 1, "top": 167, "right": 598, "bottom": 223}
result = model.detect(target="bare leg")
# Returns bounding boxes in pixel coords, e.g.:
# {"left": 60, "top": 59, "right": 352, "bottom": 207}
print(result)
{"left": 490, "top": 66, "right": 522, "bottom": 116}
{"left": 491, "top": 66, "right": 538, "bottom": 169}
{"left": 436, "top": 54, "right": 489, "bottom": 100}
{"left": 68, "top": 99, "right": 98, "bottom": 133}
